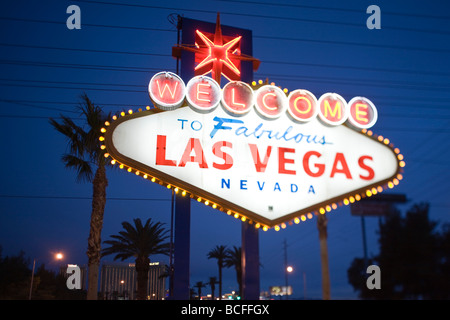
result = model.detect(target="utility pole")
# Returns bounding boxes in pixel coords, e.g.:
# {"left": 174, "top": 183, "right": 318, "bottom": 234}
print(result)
{"left": 303, "top": 271, "right": 307, "bottom": 300}
{"left": 317, "top": 214, "right": 331, "bottom": 300}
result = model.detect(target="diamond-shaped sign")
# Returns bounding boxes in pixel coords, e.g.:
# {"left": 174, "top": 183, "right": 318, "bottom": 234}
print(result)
{"left": 103, "top": 74, "right": 404, "bottom": 230}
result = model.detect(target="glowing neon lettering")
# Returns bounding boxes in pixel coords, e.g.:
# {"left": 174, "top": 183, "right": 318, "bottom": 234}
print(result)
{"left": 222, "top": 82, "right": 253, "bottom": 115}
{"left": 255, "top": 86, "right": 286, "bottom": 119}
{"left": 148, "top": 72, "right": 378, "bottom": 129}
{"left": 294, "top": 96, "right": 311, "bottom": 114}
{"left": 156, "top": 80, "right": 178, "bottom": 100}
{"left": 262, "top": 92, "right": 278, "bottom": 111}
{"left": 323, "top": 100, "right": 342, "bottom": 120}
{"left": 231, "top": 88, "right": 246, "bottom": 109}
{"left": 287, "top": 90, "right": 318, "bottom": 122}
{"left": 355, "top": 103, "right": 369, "bottom": 123}
{"left": 347, "top": 97, "right": 378, "bottom": 129}
{"left": 148, "top": 72, "right": 185, "bottom": 110}
{"left": 185, "top": 75, "right": 221, "bottom": 111}
{"left": 197, "top": 83, "right": 211, "bottom": 103}
{"left": 318, "top": 93, "right": 348, "bottom": 125}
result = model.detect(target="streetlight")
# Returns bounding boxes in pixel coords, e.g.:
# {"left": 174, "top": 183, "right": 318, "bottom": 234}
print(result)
{"left": 285, "top": 265, "right": 293, "bottom": 299}
{"left": 29, "top": 252, "right": 64, "bottom": 300}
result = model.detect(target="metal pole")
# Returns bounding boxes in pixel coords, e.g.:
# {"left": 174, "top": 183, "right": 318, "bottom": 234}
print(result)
{"left": 29, "top": 259, "right": 36, "bottom": 300}
{"left": 361, "top": 216, "right": 368, "bottom": 268}
{"left": 303, "top": 272, "right": 307, "bottom": 300}
{"left": 172, "top": 194, "right": 191, "bottom": 300}
{"left": 176, "top": 14, "right": 181, "bottom": 75}
{"left": 241, "top": 222, "right": 260, "bottom": 300}
{"left": 317, "top": 214, "right": 331, "bottom": 300}
{"left": 169, "top": 189, "right": 174, "bottom": 297}
{"left": 170, "top": 13, "right": 191, "bottom": 300}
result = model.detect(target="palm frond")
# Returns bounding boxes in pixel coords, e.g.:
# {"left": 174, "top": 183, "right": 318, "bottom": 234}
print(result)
{"left": 61, "top": 154, "right": 93, "bottom": 183}
{"left": 51, "top": 94, "right": 115, "bottom": 180}
{"left": 50, "top": 116, "right": 85, "bottom": 157}
{"left": 102, "top": 218, "right": 170, "bottom": 261}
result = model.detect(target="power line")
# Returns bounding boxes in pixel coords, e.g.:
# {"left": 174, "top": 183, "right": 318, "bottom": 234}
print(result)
{"left": 2, "top": 82, "right": 450, "bottom": 114}
{"left": 2, "top": 15, "right": 450, "bottom": 54}
{"left": 0, "top": 194, "right": 171, "bottom": 201}
{"left": 0, "top": 99, "right": 79, "bottom": 114}
{"left": 71, "top": 0, "right": 363, "bottom": 28}
{"left": 2, "top": 58, "right": 450, "bottom": 90}
{"left": 260, "top": 58, "right": 450, "bottom": 77}
{"left": 0, "top": 59, "right": 175, "bottom": 73}
{"left": 4, "top": 99, "right": 450, "bottom": 122}
{"left": 3, "top": 74, "right": 450, "bottom": 93}
{"left": 256, "top": 73, "right": 450, "bottom": 92}
{"left": 1, "top": 110, "right": 449, "bottom": 134}
{"left": 255, "top": 34, "right": 450, "bottom": 54}
{"left": 72, "top": 0, "right": 450, "bottom": 37}
{"left": 1, "top": 88, "right": 449, "bottom": 114}
{"left": 0, "top": 16, "right": 175, "bottom": 33}
{"left": 0, "top": 82, "right": 145, "bottom": 93}
{"left": 0, "top": 99, "right": 146, "bottom": 108}
{"left": 213, "top": 0, "right": 450, "bottom": 21}
{"left": 0, "top": 115, "right": 83, "bottom": 120}
{"left": 2, "top": 40, "right": 449, "bottom": 78}
{"left": 0, "top": 78, "right": 146, "bottom": 89}
{"left": 0, "top": 43, "right": 171, "bottom": 58}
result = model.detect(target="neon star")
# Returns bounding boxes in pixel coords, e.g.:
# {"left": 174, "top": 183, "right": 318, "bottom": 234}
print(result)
{"left": 172, "top": 13, "right": 260, "bottom": 85}
{"left": 194, "top": 20, "right": 242, "bottom": 83}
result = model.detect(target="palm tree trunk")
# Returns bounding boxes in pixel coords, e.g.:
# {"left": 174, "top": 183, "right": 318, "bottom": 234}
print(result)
{"left": 218, "top": 266, "right": 222, "bottom": 300}
{"left": 136, "top": 256, "right": 150, "bottom": 300}
{"left": 236, "top": 265, "right": 242, "bottom": 297}
{"left": 86, "top": 165, "right": 108, "bottom": 300}
{"left": 211, "top": 284, "right": 215, "bottom": 301}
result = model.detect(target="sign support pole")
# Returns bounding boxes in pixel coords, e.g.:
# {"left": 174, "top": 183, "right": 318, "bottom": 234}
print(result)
{"left": 317, "top": 214, "right": 331, "bottom": 300}
{"left": 172, "top": 194, "right": 191, "bottom": 300}
{"left": 241, "top": 222, "right": 260, "bottom": 300}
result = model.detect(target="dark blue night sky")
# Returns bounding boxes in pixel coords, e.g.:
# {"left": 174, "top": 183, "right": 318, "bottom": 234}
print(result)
{"left": 1, "top": 0, "right": 449, "bottom": 299}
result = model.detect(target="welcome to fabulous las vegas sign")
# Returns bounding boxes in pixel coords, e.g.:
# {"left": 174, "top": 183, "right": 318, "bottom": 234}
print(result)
{"left": 101, "top": 71, "right": 405, "bottom": 230}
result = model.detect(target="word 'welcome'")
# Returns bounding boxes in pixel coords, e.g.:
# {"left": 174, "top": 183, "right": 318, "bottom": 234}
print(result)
{"left": 148, "top": 71, "right": 378, "bottom": 129}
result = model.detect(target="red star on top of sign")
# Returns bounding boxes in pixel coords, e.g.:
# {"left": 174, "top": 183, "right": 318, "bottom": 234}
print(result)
{"left": 172, "top": 13, "right": 260, "bottom": 84}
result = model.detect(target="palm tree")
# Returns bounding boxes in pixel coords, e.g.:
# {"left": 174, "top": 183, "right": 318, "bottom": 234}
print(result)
{"left": 207, "top": 245, "right": 227, "bottom": 300}
{"left": 224, "top": 246, "right": 242, "bottom": 296}
{"left": 207, "top": 276, "right": 219, "bottom": 300}
{"left": 193, "top": 281, "right": 206, "bottom": 300}
{"left": 102, "top": 218, "right": 170, "bottom": 300}
{"left": 49, "top": 94, "right": 112, "bottom": 300}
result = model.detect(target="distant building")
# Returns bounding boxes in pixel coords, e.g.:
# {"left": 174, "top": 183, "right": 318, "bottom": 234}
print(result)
{"left": 99, "top": 261, "right": 166, "bottom": 300}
